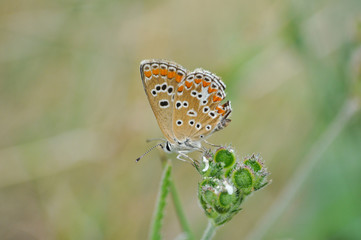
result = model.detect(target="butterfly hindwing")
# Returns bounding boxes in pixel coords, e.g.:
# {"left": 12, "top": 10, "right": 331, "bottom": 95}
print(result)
{"left": 172, "top": 68, "right": 232, "bottom": 142}
{"left": 140, "top": 60, "right": 187, "bottom": 143}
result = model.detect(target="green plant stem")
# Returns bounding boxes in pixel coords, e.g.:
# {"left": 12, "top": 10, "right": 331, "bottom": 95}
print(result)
{"left": 201, "top": 220, "right": 217, "bottom": 240}
{"left": 169, "top": 180, "right": 195, "bottom": 240}
{"left": 150, "top": 161, "right": 172, "bottom": 240}
{"left": 159, "top": 154, "right": 194, "bottom": 239}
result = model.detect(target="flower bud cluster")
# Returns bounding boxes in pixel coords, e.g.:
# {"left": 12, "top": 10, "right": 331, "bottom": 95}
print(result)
{"left": 196, "top": 147, "right": 270, "bottom": 226}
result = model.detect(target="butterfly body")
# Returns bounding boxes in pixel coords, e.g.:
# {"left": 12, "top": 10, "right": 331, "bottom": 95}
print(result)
{"left": 140, "top": 59, "right": 232, "bottom": 159}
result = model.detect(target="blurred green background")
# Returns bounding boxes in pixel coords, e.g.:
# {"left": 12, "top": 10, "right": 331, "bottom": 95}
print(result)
{"left": 1, "top": 0, "right": 361, "bottom": 239}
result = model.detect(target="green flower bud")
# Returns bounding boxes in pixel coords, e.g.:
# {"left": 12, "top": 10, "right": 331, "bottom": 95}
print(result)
{"left": 244, "top": 155, "right": 263, "bottom": 172}
{"left": 219, "top": 192, "right": 232, "bottom": 207}
{"left": 233, "top": 167, "right": 254, "bottom": 195}
{"left": 214, "top": 148, "right": 236, "bottom": 168}
{"left": 197, "top": 147, "right": 270, "bottom": 226}
{"left": 243, "top": 154, "right": 270, "bottom": 191}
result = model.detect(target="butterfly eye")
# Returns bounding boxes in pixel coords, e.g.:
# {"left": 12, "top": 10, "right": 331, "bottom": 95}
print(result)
{"left": 165, "top": 142, "right": 171, "bottom": 152}
{"left": 176, "top": 120, "right": 183, "bottom": 126}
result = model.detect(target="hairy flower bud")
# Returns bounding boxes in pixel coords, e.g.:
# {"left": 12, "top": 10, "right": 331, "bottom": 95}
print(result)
{"left": 196, "top": 147, "right": 270, "bottom": 226}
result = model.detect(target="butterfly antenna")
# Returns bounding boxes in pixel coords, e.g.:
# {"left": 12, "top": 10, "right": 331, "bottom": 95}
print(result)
{"left": 136, "top": 143, "right": 163, "bottom": 162}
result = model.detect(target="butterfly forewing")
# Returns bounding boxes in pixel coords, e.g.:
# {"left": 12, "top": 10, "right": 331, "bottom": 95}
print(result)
{"left": 172, "top": 68, "right": 232, "bottom": 142}
{"left": 140, "top": 60, "right": 187, "bottom": 143}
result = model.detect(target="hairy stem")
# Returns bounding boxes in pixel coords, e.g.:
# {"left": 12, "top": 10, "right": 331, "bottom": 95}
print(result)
{"left": 169, "top": 180, "right": 195, "bottom": 240}
{"left": 150, "top": 161, "right": 172, "bottom": 240}
{"left": 201, "top": 220, "right": 217, "bottom": 240}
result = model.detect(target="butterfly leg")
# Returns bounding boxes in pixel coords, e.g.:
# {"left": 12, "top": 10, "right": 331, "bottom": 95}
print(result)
{"left": 204, "top": 139, "right": 221, "bottom": 148}
{"left": 177, "top": 151, "right": 196, "bottom": 163}
{"left": 176, "top": 152, "right": 191, "bottom": 162}
{"left": 177, "top": 152, "right": 203, "bottom": 170}
{"left": 176, "top": 153, "right": 188, "bottom": 162}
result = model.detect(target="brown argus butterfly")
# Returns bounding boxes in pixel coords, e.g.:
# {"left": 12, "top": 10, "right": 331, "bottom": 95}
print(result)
{"left": 137, "top": 59, "right": 232, "bottom": 162}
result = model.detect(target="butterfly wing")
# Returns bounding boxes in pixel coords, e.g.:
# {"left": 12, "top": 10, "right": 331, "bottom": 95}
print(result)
{"left": 140, "top": 59, "right": 187, "bottom": 143}
{"left": 172, "top": 68, "right": 232, "bottom": 142}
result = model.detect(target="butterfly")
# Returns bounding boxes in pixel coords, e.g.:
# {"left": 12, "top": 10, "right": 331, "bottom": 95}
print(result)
{"left": 137, "top": 59, "right": 232, "bottom": 162}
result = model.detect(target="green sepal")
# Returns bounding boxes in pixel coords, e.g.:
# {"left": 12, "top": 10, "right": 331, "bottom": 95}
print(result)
{"left": 244, "top": 157, "right": 262, "bottom": 173}
{"left": 204, "top": 190, "right": 218, "bottom": 205}
{"left": 199, "top": 193, "right": 217, "bottom": 218}
{"left": 214, "top": 204, "right": 231, "bottom": 214}
{"left": 254, "top": 174, "right": 270, "bottom": 191}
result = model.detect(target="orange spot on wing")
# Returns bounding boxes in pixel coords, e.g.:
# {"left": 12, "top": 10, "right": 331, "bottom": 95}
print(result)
{"left": 185, "top": 81, "right": 193, "bottom": 88}
{"left": 175, "top": 74, "right": 183, "bottom": 83}
{"left": 160, "top": 69, "right": 167, "bottom": 76}
{"left": 203, "top": 80, "right": 211, "bottom": 87}
{"left": 208, "top": 87, "right": 217, "bottom": 93}
{"left": 213, "top": 95, "right": 222, "bottom": 102}
{"left": 144, "top": 71, "right": 152, "bottom": 78}
{"left": 216, "top": 106, "right": 226, "bottom": 115}
{"left": 177, "top": 85, "right": 184, "bottom": 92}
{"left": 195, "top": 78, "right": 202, "bottom": 84}
{"left": 168, "top": 71, "right": 176, "bottom": 79}
{"left": 152, "top": 68, "right": 159, "bottom": 75}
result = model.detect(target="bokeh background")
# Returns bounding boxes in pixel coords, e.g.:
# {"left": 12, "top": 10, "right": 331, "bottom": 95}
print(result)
{"left": 1, "top": 0, "right": 361, "bottom": 239}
